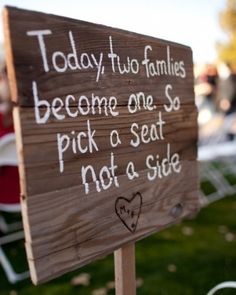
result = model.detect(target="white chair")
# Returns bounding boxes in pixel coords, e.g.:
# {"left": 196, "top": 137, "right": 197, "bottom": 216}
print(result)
{"left": 0, "top": 133, "right": 18, "bottom": 166}
{"left": 0, "top": 132, "right": 29, "bottom": 283}
{"left": 207, "top": 281, "right": 236, "bottom": 295}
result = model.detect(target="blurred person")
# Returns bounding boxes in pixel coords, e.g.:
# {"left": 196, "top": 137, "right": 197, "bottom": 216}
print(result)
{"left": 0, "top": 59, "right": 20, "bottom": 206}
{"left": 195, "top": 64, "right": 218, "bottom": 102}
{"left": 217, "top": 63, "right": 236, "bottom": 115}
{"left": 0, "top": 65, "right": 12, "bottom": 132}
{"left": 195, "top": 64, "right": 218, "bottom": 126}
{"left": 205, "top": 64, "right": 218, "bottom": 105}
{"left": 217, "top": 62, "right": 236, "bottom": 141}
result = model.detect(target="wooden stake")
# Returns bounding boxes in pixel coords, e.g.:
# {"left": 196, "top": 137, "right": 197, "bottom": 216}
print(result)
{"left": 114, "top": 243, "right": 136, "bottom": 295}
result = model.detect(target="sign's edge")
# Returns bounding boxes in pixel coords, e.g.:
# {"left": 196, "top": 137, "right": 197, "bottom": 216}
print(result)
{"left": 3, "top": 9, "right": 33, "bottom": 284}
{"left": 2, "top": 7, "right": 18, "bottom": 102}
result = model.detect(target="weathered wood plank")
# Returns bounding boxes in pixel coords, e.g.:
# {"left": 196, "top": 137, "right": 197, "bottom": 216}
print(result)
{"left": 24, "top": 166, "right": 198, "bottom": 284}
{"left": 5, "top": 7, "right": 194, "bottom": 107}
{"left": 3, "top": 6, "right": 199, "bottom": 285}
{"left": 15, "top": 106, "right": 197, "bottom": 195}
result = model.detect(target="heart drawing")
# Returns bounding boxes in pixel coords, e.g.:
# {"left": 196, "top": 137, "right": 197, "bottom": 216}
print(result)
{"left": 115, "top": 192, "right": 143, "bottom": 233}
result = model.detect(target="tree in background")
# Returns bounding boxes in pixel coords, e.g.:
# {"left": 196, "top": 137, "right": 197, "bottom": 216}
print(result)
{"left": 218, "top": 0, "right": 236, "bottom": 66}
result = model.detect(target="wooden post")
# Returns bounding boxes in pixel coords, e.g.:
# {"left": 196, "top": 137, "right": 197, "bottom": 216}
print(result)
{"left": 114, "top": 243, "right": 136, "bottom": 295}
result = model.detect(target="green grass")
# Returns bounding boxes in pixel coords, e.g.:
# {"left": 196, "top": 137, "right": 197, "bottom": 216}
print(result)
{"left": 200, "top": 180, "right": 217, "bottom": 195}
{"left": 224, "top": 174, "right": 236, "bottom": 186}
{"left": 1, "top": 195, "right": 236, "bottom": 295}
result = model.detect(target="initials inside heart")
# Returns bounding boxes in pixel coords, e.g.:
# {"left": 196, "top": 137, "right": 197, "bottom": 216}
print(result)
{"left": 115, "top": 192, "right": 142, "bottom": 233}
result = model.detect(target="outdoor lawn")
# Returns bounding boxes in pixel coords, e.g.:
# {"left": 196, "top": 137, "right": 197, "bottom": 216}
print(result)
{"left": 1, "top": 181, "right": 236, "bottom": 295}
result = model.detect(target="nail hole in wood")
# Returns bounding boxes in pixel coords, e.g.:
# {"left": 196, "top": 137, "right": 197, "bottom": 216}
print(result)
{"left": 170, "top": 203, "right": 183, "bottom": 218}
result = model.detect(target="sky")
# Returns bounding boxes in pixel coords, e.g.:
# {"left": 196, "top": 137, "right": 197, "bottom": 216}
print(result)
{"left": 0, "top": 0, "right": 227, "bottom": 64}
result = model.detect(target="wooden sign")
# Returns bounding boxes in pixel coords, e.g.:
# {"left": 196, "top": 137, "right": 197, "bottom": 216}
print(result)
{"left": 3, "top": 6, "right": 199, "bottom": 284}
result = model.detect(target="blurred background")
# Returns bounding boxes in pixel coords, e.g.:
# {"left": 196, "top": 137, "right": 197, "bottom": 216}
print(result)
{"left": 0, "top": 1, "right": 236, "bottom": 294}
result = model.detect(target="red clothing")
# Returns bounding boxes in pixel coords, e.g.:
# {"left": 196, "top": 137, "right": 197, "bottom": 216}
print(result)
{"left": 0, "top": 166, "right": 20, "bottom": 204}
{"left": 0, "top": 113, "right": 14, "bottom": 137}
{"left": 0, "top": 112, "right": 20, "bottom": 205}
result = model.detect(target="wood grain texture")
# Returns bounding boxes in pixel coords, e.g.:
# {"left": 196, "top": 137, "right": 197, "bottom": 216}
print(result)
{"left": 115, "top": 243, "right": 136, "bottom": 295}
{"left": 3, "top": 6, "right": 200, "bottom": 284}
